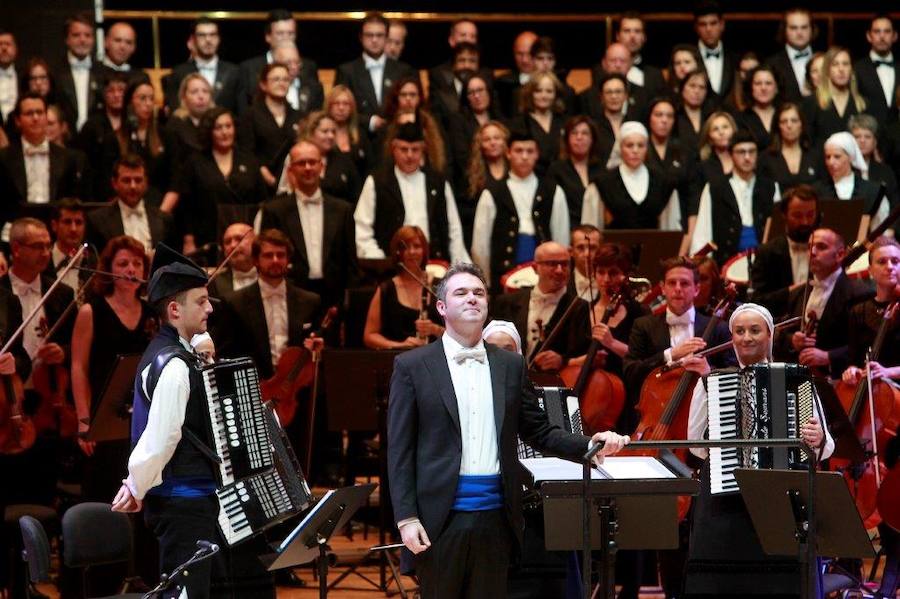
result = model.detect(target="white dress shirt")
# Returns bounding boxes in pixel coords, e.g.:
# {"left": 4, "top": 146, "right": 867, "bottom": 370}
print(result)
{"left": 286, "top": 78, "right": 303, "bottom": 111}
{"left": 118, "top": 199, "right": 153, "bottom": 253}
{"left": 471, "top": 173, "right": 570, "bottom": 284}
{"left": 125, "top": 335, "right": 193, "bottom": 499}
{"left": 231, "top": 266, "right": 258, "bottom": 291}
{"left": 259, "top": 278, "right": 289, "bottom": 368}
{"left": 787, "top": 45, "right": 812, "bottom": 96}
{"left": 295, "top": 189, "right": 324, "bottom": 280}
{"left": 788, "top": 239, "right": 810, "bottom": 285}
{"left": 626, "top": 65, "right": 645, "bottom": 88}
{"left": 195, "top": 56, "right": 219, "bottom": 88}
{"left": 101, "top": 56, "right": 130, "bottom": 72}
{"left": 441, "top": 334, "right": 499, "bottom": 475}
{"left": 700, "top": 42, "right": 725, "bottom": 94}
{"left": 52, "top": 244, "right": 81, "bottom": 291}
{"left": 363, "top": 53, "right": 387, "bottom": 105}
{"left": 663, "top": 305, "right": 695, "bottom": 365}
{"left": 22, "top": 139, "right": 50, "bottom": 205}
{"left": 871, "top": 51, "right": 896, "bottom": 107}
{"left": 354, "top": 169, "right": 471, "bottom": 264}
{"left": 573, "top": 268, "right": 598, "bottom": 302}
{"left": 68, "top": 52, "right": 92, "bottom": 129}
{"left": 690, "top": 174, "right": 779, "bottom": 255}
{"left": 805, "top": 267, "right": 841, "bottom": 322}
{"left": 8, "top": 271, "right": 44, "bottom": 360}
{"left": 0, "top": 64, "right": 17, "bottom": 121}
{"left": 526, "top": 285, "right": 566, "bottom": 358}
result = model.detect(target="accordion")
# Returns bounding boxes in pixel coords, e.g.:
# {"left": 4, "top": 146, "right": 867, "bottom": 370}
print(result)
{"left": 707, "top": 363, "right": 814, "bottom": 495}
{"left": 201, "top": 358, "right": 312, "bottom": 545}
{"left": 517, "top": 387, "right": 583, "bottom": 460}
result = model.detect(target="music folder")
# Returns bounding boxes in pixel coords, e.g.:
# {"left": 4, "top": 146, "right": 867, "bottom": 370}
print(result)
{"left": 87, "top": 354, "right": 141, "bottom": 442}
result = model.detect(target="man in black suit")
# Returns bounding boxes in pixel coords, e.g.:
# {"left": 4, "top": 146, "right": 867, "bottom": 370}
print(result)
{"left": 615, "top": 13, "right": 666, "bottom": 100}
{"left": 491, "top": 241, "right": 590, "bottom": 372}
{"left": 388, "top": 262, "right": 628, "bottom": 598}
{"left": 854, "top": 14, "right": 900, "bottom": 127}
{"left": 98, "top": 21, "right": 148, "bottom": 88}
{"left": 272, "top": 41, "right": 323, "bottom": 117}
{"left": 694, "top": 0, "right": 738, "bottom": 104}
{"left": 766, "top": 8, "right": 816, "bottom": 103}
{"left": 334, "top": 12, "right": 417, "bottom": 134}
{"left": 0, "top": 29, "right": 19, "bottom": 131}
{"left": 46, "top": 198, "right": 92, "bottom": 290}
{"left": 0, "top": 94, "right": 84, "bottom": 228}
{"left": 585, "top": 44, "right": 649, "bottom": 124}
{"left": 237, "top": 10, "right": 319, "bottom": 115}
{"left": 775, "top": 228, "right": 870, "bottom": 379}
{"left": 165, "top": 17, "right": 240, "bottom": 113}
{"left": 86, "top": 154, "right": 173, "bottom": 253}
{"left": 260, "top": 140, "right": 357, "bottom": 311}
{"left": 207, "top": 222, "right": 256, "bottom": 299}
{"left": 427, "top": 19, "right": 489, "bottom": 100}
{"left": 54, "top": 13, "right": 106, "bottom": 132}
{"left": 494, "top": 30, "right": 537, "bottom": 118}
{"left": 750, "top": 184, "right": 819, "bottom": 317}
{"left": 428, "top": 42, "right": 484, "bottom": 129}
{"left": 386, "top": 20, "right": 408, "bottom": 61}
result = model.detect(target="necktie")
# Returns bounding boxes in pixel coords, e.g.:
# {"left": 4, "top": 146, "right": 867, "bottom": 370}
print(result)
{"left": 70, "top": 58, "right": 90, "bottom": 71}
{"left": 874, "top": 59, "right": 895, "bottom": 68}
{"left": 24, "top": 143, "right": 49, "bottom": 157}
{"left": 704, "top": 50, "right": 721, "bottom": 59}
{"left": 666, "top": 311, "right": 692, "bottom": 327}
{"left": 261, "top": 285, "right": 285, "bottom": 301}
{"left": 793, "top": 49, "right": 811, "bottom": 60}
{"left": 454, "top": 348, "right": 486, "bottom": 364}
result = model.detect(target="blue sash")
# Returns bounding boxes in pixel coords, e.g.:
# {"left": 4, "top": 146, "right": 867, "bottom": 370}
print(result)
{"left": 452, "top": 474, "right": 503, "bottom": 511}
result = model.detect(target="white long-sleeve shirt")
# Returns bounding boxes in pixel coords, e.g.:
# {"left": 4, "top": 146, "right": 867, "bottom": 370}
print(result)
{"left": 690, "top": 175, "right": 780, "bottom": 255}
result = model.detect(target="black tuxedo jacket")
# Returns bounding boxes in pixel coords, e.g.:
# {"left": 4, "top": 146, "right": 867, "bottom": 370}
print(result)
{"left": 749, "top": 236, "right": 797, "bottom": 318}
{"left": 334, "top": 56, "right": 416, "bottom": 125}
{"left": 774, "top": 271, "right": 871, "bottom": 377}
{"left": 85, "top": 200, "right": 174, "bottom": 252}
{"left": 766, "top": 48, "right": 808, "bottom": 104}
{"left": 854, "top": 55, "right": 900, "bottom": 125}
{"left": 489, "top": 287, "right": 590, "bottom": 363}
{"left": 259, "top": 191, "right": 359, "bottom": 307}
{"left": 52, "top": 60, "right": 105, "bottom": 132}
{"left": 0, "top": 273, "right": 76, "bottom": 358}
{"left": 0, "top": 142, "right": 85, "bottom": 224}
{"left": 702, "top": 46, "right": 738, "bottom": 105}
{"left": 219, "top": 281, "right": 321, "bottom": 378}
{"left": 166, "top": 59, "right": 241, "bottom": 113}
{"left": 236, "top": 54, "right": 320, "bottom": 115}
{"left": 623, "top": 311, "right": 734, "bottom": 393}
{"left": 0, "top": 285, "right": 32, "bottom": 380}
{"left": 387, "top": 340, "right": 590, "bottom": 549}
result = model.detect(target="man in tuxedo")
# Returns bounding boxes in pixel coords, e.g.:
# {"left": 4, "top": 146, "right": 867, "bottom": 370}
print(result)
{"left": 491, "top": 241, "right": 590, "bottom": 372}
{"left": 774, "top": 228, "right": 870, "bottom": 378}
{"left": 354, "top": 122, "right": 470, "bottom": 265}
{"left": 237, "top": 9, "right": 319, "bottom": 115}
{"left": 854, "top": 14, "right": 900, "bottom": 127}
{"left": 750, "top": 184, "right": 818, "bottom": 317}
{"left": 334, "top": 12, "right": 417, "bottom": 133}
{"left": 98, "top": 21, "right": 147, "bottom": 87}
{"left": 0, "top": 29, "right": 19, "bottom": 130}
{"left": 766, "top": 8, "right": 816, "bottom": 103}
{"left": 615, "top": 13, "right": 666, "bottom": 99}
{"left": 260, "top": 140, "right": 357, "bottom": 311}
{"left": 166, "top": 17, "right": 240, "bottom": 113}
{"left": 0, "top": 94, "right": 84, "bottom": 228}
{"left": 428, "top": 19, "right": 488, "bottom": 99}
{"left": 386, "top": 20, "right": 408, "bottom": 61}
{"left": 388, "top": 261, "right": 628, "bottom": 598}
{"left": 428, "top": 42, "right": 483, "bottom": 129}
{"left": 207, "top": 222, "right": 256, "bottom": 299}
{"left": 494, "top": 30, "right": 538, "bottom": 118}
{"left": 694, "top": 0, "right": 738, "bottom": 103}
{"left": 46, "top": 198, "right": 90, "bottom": 290}
{"left": 86, "top": 154, "right": 172, "bottom": 253}
{"left": 54, "top": 13, "right": 105, "bottom": 132}
{"left": 568, "top": 224, "right": 603, "bottom": 302}
{"left": 272, "top": 41, "right": 323, "bottom": 117}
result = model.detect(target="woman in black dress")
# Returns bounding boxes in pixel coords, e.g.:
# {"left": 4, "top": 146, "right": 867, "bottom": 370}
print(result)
{"left": 667, "top": 44, "right": 705, "bottom": 95}
{"left": 737, "top": 65, "right": 781, "bottom": 150}
{"left": 163, "top": 73, "right": 214, "bottom": 169}
{"left": 758, "top": 102, "right": 822, "bottom": 189}
{"left": 325, "top": 84, "right": 373, "bottom": 179}
{"left": 646, "top": 97, "right": 696, "bottom": 230}
{"left": 508, "top": 70, "right": 567, "bottom": 177}
{"left": 849, "top": 114, "right": 900, "bottom": 211}
{"left": 806, "top": 46, "right": 867, "bottom": 147}
{"left": 175, "top": 107, "right": 267, "bottom": 253}
{"left": 546, "top": 115, "right": 604, "bottom": 226}
{"left": 237, "top": 63, "right": 301, "bottom": 195}
{"left": 448, "top": 73, "right": 502, "bottom": 196}
{"left": 363, "top": 226, "right": 443, "bottom": 349}
{"left": 76, "top": 72, "right": 127, "bottom": 202}
{"left": 675, "top": 69, "right": 714, "bottom": 156}
{"left": 118, "top": 80, "right": 175, "bottom": 208}
{"left": 458, "top": 120, "right": 509, "bottom": 247}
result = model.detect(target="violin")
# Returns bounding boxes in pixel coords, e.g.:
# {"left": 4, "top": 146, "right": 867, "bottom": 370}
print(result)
{"left": 0, "top": 364, "right": 32, "bottom": 455}
{"left": 831, "top": 301, "right": 900, "bottom": 529}
{"left": 559, "top": 287, "right": 627, "bottom": 434}
{"left": 31, "top": 316, "right": 78, "bottom": 438}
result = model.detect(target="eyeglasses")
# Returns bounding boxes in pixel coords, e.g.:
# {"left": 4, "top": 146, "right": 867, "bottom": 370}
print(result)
{"left": 20, "top": 242, "right": 51, "bottom": 252}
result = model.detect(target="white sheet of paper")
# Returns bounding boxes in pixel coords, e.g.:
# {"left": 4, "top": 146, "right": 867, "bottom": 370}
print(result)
{"left": 521, "top": 456, "right": 675, "bottom": 482}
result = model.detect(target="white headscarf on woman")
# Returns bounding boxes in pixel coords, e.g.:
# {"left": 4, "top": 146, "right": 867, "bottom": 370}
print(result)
{"left": 482, "top": 319, "right": 522, "bottom": 355}
{"left": 728, "top": 302, "right": 775, "bottom": 363}
{"left": 824, "top": 131, "right": 868, "bottom": 176}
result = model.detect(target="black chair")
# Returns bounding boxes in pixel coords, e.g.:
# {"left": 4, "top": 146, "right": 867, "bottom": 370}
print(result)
{"left": 18, "top": 515, "right": 51, "bottom": 599}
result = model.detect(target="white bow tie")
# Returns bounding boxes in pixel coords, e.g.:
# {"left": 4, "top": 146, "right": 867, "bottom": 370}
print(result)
{"left": 24, "top": 142, "right": 49, "bottom": 157}
{"left": 454, "top": 347, "right": 486, "bottom": 364}
{"left": 122, "top": 204, "right": 145, "bottom": 219}
{"left": 261, "top": 286, "right": 286, "bottom": 300}
{"left": 70, "top": 57, "right": 91, "bottom": 70}
{"left": 13, "top": 279, "right": 40, "bottom": 296}
{"left": 666, "top": 311, "right": 692, "bottom": 327}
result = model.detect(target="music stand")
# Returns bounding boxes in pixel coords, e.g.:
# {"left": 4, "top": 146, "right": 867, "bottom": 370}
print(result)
{"left": 264, "top": 484, "right": 377, "bottom": 599}
{"left": 86, "top": 354, "right": 141, "bottom": 442}
{"left": 599, "top": 230, "right": 684, "bottom": 280}
{"left": 812, "top": 377, "right": 864, "bottom": 462}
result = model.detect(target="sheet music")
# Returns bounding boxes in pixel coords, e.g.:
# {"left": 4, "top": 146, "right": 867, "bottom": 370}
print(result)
{"left": 522, "top": 456, "right": 675, "bottom": 482}
{"left": 277, "top": 490, "right": 334, "bottom": 552}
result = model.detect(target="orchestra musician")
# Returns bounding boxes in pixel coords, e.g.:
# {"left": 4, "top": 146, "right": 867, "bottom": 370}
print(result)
{"left": 684, "top": 303, "right": 833, "bottom": 596}
{"left": 387, "top": 262, "right": 629, "bottom": 598}
{"left": 567, "top": 223, "right": 602, "bottom": 302}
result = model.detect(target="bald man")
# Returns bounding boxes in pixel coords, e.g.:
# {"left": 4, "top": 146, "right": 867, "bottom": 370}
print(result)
{"left": 490, "top": 241, "right": 590, "bottom": 372}
{"left": 586, "top": 42, "right": 649, "bottom": 120}
{"left": 100, "top": 22, "right": 149, "bottom": 86}
{"left": 207, "top": 222, "right": 257, "bottom": 299}
{"left": 495, "top": 30, "right": 538, "bottom": 117}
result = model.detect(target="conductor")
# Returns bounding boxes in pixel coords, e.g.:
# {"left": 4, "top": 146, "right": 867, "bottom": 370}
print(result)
{"left": 387, "top": 262, "right": 629, "bottom": 598}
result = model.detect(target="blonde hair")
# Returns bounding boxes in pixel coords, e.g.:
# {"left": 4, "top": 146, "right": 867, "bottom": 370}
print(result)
{"left": 518, "top": 71, "right": 566, "bottom": 115}
{"left": 698, "top": 111, "right": 737, "bottom": 161}
{"left": 816, "top": 47, "right": 866, "bottom": 112}
{"left": 173, "top": 73, "right": 215, "bottom": 120}
{"left": 467, "top": 121, "right": 509, "bottom": 198}
{"left": 325, "top": 85, "right": 361, "bottom": 147}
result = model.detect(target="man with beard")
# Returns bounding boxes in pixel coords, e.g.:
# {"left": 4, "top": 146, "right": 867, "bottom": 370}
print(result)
{"left": 749, "top": 184, "right": 819, "bottom": 317}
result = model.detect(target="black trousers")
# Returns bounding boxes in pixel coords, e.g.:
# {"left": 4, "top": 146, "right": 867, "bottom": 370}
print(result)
{"left": 144, "top": 494, "right": 219, "bottom": 599}
{"left": 415, "top": 509, "right": 513, "bottom": 599}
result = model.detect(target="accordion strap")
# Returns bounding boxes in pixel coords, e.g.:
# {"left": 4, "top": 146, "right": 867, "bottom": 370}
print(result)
{"left": 148, "top": 347, "right": 222, "bottom": 466}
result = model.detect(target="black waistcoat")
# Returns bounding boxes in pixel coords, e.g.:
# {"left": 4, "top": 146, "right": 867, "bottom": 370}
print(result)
{"left": 708, "top": 175, "right": 775, "bottom": 264}
{"left": 372, "top": 167, "right": 451, "bottom": 260}
{"left": 595, "top": 167, "right": 675, "bottom": 229}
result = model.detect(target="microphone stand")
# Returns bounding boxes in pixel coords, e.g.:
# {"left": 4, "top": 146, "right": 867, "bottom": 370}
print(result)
{"left": 142, "top": 542, "right": 220, "bottom": 599}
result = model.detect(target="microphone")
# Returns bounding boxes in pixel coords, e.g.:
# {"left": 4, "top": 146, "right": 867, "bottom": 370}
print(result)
{"left": 196, "top": 540, "right": 219, "bottom": 553}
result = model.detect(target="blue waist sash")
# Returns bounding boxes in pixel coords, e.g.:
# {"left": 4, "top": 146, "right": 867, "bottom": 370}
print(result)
{"left": 452, "top": 474, "right": 503, "bottom": 511}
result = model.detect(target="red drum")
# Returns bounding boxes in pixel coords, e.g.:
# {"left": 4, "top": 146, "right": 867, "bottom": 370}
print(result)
{"left": 500, "top": 262, "right": 538, "bottom": 293}
{"left": 845, "top": 252, "right": 870, "bottom": 280}
{"left": 720, "top": 250, "right": 752, "bottom": 287}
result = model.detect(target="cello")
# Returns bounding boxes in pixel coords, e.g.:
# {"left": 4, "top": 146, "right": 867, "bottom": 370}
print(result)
{"left": 831, "top": 300, "right": 900, "bottom": 529}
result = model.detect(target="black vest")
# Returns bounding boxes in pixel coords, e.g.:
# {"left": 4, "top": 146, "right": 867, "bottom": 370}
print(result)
{"left": 595, "top": 166, "right": 675, "bottom": 229}
{"left": 131, "top": 324, "right": 216, "bottom": 484}
{"left": 372, "top": 168, "right": 451, "bottom": 260}
{"left": 708, "top": 175, "right": 776, "bottom": 264}
{"left": 485, "top": 176, "right": 558, "bottom": 287}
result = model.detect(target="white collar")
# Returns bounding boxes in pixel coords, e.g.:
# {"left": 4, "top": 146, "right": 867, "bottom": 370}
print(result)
{"left": 67, "top": 51, "right": 91, "bottom": 68}
{"left": 259, "top": 278, "right": 287, "bottom": 295}
{"left": 619, "top": 163, "right": 648, "bottom": 179}
{"left": 441, "top": 332, "right": 485, "bottom": 355}
{"left": 22, "top": 138, "right": 50, "bottom": 153}
{"left": 508, "top": 172, "right": 537, "bottom": 185}
{"left": 834, "top": 172, "right": 855, "bottom": 198}
{"left": 364, "top": 53, "right": 387, "bottom": 68}
{"left": 531, "top": 284, "right": 566, "bottom": 302}
{"left": 665, "top": 305, "right": 695, "bottom": 324}
{"left": 118, "top": 198, "right": 146, "bottom": 214}
{"left": 870, "top": 50, "right": 895, "bottom": 63}
{"left": 101, "top": 56, "right": 130, "bottom": 71}
{"left": 787, "top": 45, "right": 812, "bottom": 60}
{"left": 195, "top": 55, "right": 218, "bottom": 69}
{"left": 393, "top": 165, "right": 421, "bottom": 181}
{"left": 699, "top": 41, "right": 723, "bottom": 55}
{"left": 9, "top": 270, "right": 41, "bottom": 294}
{"left": 813, "top": 267, "right": 841, "bottom": 289}
{"left": 295, "top": 187, "right": 323, "bottom": 203}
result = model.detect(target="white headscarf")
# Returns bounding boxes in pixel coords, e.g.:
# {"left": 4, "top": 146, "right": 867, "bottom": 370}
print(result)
{"left": 728, "top": 303, "right": 775, "bottom": 362}
{"left": 824, "top": 132, "right": 868, "bottom": 176}
{"left": 482, "top": 319, "right": 522, "bottom": 355}
{"left": 618, "top": 121, "right": 649, "bottom": 148}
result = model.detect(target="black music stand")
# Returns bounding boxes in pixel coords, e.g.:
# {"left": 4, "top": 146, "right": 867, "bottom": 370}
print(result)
{"left": 86, "top": 354, "right": 141, "bottom": 442}
{"left": 600, "top": 230, "right": 683, "bottom": 280}
{"left": 769, "top": 199, "right": 865, "bottom": 245}
{"left": 264, "top": 484, "right": 377, "bottom": 599}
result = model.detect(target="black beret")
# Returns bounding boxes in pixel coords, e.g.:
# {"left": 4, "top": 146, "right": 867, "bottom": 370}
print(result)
{"left": 147, "top": 243, "right": 208, "bottom": 304}
{"left": 393, "top": 121, "right": 424, "bottom": 142}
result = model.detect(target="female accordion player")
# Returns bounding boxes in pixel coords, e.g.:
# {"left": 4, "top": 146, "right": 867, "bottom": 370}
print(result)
{"left": 682, "top": 303, "right": 834, "bottom": 597}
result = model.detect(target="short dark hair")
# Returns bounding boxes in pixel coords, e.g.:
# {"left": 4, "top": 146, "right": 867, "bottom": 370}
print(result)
{"left": 15, "top": 92, "right": 46, "bottom": 116}
{"left": 870, "top": 13, "right": 895, "bottom": 30}
{"left": 780, "top": 184, "right": 819, "bottom": 212}
{"left": 594, "top": 242, "right": 633, "bottom": 273}
{"left": 435, "top": 263, "right": 487, "bottom": 303}
{"left": 192, "top": 16, "right": 218, "bottom": 36}
{"left": 64, "top": 13, "right": 94, "bottom": 37}
{"left": 728, "top": 130, "right": 758, "bottom": 153}
{"left": 253, "top": 228, "right": 294, "bottom": 259}
{"left": 51, "top": 198, "right": 85, "bottom": 221}
{"left": 266, "top": 10, "right": 293, "bottom": 33}
{"left": 777, "top": 8, "right": 817, "bottom": 45}
{"left": 660, "top": 255, "right": 700, "bottom": 283}
{"left": 450, "top": 19, "right": 476, "bottom": 36}
{"left": 599, "top": 72, "right": 628, "bottom": 93}
{"left": 742, "top": 65, "right": 782, "bottom": 110}
{"left": 618, "top": 12, "right": 645, "bottom": 29}
{"left": 571, "top": 224, "right": 602, "bottom": 239}
{"left": 693, "top": 0, "right": 723, "bottom": 19}
{"left": 507, "top": 128, "right": 536, "bottom": 146}
{"left": 530, "top": 36, "right": 556, "bottom": 59}
{"left": 102, "top": 70, "right": 129, "bottom": 89}
{"left": 198, "top": 106, "right": 232, "bottom": 153}
{"left": 561, "top": 116, "right": 600, "bottom": 162}
{"left": 453, "top": 42, "right": 480, "bottom": 59}
{"left": 112, "top": 154, "right": 146, "bottom": 179}
{"left": 361, "top": 12, "right": 389, "bottom": 32}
